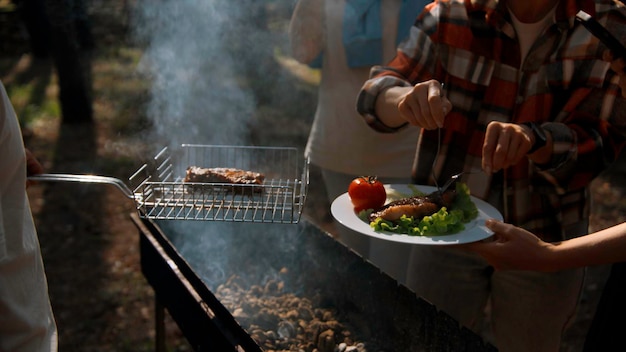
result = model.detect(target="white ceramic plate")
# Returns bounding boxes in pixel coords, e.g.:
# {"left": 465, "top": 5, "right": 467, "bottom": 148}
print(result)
{"left": 330, "top": 184, "right": 503, "bottom": 245}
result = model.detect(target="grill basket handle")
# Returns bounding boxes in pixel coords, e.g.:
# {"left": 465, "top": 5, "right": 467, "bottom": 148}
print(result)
{"left": 28, "top": 174, "right": 135, "bottom": 198}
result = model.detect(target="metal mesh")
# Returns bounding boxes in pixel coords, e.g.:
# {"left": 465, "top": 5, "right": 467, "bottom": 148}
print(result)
{"left": 129, "top": 144, "right": 309, "bottom": 223}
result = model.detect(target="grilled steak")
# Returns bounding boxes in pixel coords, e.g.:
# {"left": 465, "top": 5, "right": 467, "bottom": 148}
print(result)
{"left": 184, "top": 166, "right": 265, "bottom": 193}
{"left": 369, "top": 190, "right": 456, "bottom": 222}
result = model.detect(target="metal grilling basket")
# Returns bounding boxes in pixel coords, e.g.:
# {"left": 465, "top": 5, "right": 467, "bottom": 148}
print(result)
{"left": 30, "top": 144, "right": 309, "bottom": 224}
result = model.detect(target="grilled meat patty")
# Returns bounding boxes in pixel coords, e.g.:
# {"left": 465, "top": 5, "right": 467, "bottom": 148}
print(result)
{"left": 184, "top": 167, "right": 265, "bottom": 193}
{"left": 369, "top": 190, "right": 456, "bottom": 222}
{"left": 185, "top": 167, "right": 265, "bottom": 184}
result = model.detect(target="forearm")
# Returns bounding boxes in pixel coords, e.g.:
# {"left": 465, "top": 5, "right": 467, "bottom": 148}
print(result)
{"left": 288, "top": 0, "right": 324, "bottom": 64}
{"left": 550, "top": 222, "right": 626, "bottom": 270}
{"left": 527, "top": 118, "right": 601, "bottom": 192}
{"left": 374, "top": 86, "right": 413, "bottom": 128}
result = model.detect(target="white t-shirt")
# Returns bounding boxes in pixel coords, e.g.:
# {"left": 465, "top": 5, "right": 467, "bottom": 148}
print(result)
{"left": 304, "top": 0, "right": 420, "bottom": 177}
{"left": 509, "top": 4, "right": 558, "bottom": 65}
{"left": 0, "top": 82, "right": 57, "bottom": 352}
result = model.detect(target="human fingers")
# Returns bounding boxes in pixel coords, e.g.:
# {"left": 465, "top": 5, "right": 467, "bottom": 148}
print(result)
{"left": 398, "top": 86, "right": 430, "bottom": 127}
{"left": 25, "top": 148, "right": 44, "bottom": 176}
{"left": 486, "top": 219, "right": 547, "bottom": 248}
{"left": 398, "top": 81, "right": 446, "bottom": 130}
{"left": 425, "top": 82, "right": 447, "bottom": 128}
{"left": 460, "top": 227, "right": 505, "bottom": 270}
{"left": 482, "top": 123, "right": 498, "bottom": 174}
{"left": 489, "top": 124, "right": 512, "bottom": 172}
{"left": 484, "top": 219, "right": 516, "bottom": 240}
{"left": 414, "top": 82, "right": 440, "bottom": 129}
{"left": 25, "top": 148, "right": 44, "bottom": 188}
{"left": 466, "top": 220, "right": 518, "bottom": 270}
{"left": 458, "top": 220, "right": 505, "bottom": 251}
{"left": 482, "top": 122, "right": 530, "bottom": 173}
{"left": 497, "top": 125, "right": 529, "bottom": 169}
{"left": 471, "top": 219, "right": 555, "bottom": 271}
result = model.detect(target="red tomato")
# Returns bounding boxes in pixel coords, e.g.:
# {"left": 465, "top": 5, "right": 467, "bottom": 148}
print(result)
{"left": 348, "top": 176, "right": 386, "bottom": 212}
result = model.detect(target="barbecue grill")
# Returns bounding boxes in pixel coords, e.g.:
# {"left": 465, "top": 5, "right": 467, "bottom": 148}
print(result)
{"left": 132, "top": 214, "right": 497, "bottom": 352}
{"left": 31, "top": 144, "right": 309, "bottom": 224}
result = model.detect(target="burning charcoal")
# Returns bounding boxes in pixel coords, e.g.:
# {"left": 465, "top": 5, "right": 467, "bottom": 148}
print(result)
{"left": 306, "top": 320, "right": 324, "bottom": 341}
{"left": 355, "top": 342, "right": 366, "bottom": 351}
{"left": 317, "top": 329, "right": 336, "bottom": 352}
{"left": 255, "top": 307, "right": 280, "bottom": 327}
{"left": 277, "top": 320, "right": 297, "bottom": 339}
{"left": 300, "top": 341, "right": 315, "bottom": 351}
{"left": 287, "top": 296, "right": 304, "bottom": 308}
{"left": 240, "top": 301, "right": 254, "bottom": 315}
{"left": 249, "top": 284, "right": 264, "bottom": 296}
{"left": 322, "top": 311, "right": 333, "bottom": 321}
{"left": 264, "top": 279, "right": 284, "bottom": 295}
{"left": 281, "top": 309, "right": 299, "bottom": 320}
{"left": 297, "top": 319, "right": 308, "bottom": 333}
{"left": 224, "top": 275, "right": 245, "bottom": 291}
{"left": 324, "top": 320, "right": 343, "bottom": 331}
{"left": 214, "top": 275, "right": 366, "bottom": 351}
{"left": 337, "top": 342, "right": 367, "bottom": 352}
{"left": 232, "top": 307, "right": 247, "bottom": 319}
{"left": 265, "top": 330, "right": 278, "bottom": 341}
{"left": 250, "top": 329, "right": 268, "bottom": 345}
{"left": 298, "top": 305, "right": 314, "bottom": 321}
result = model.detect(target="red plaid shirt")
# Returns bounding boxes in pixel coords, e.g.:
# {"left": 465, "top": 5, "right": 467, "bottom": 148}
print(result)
{"left": 357, "top": 0, "right": 626, "bottom": 241}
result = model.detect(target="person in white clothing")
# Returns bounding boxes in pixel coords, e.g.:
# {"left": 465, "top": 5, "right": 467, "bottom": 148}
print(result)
{"left": 0, "top": 80, "right": 58, "bottom": 351}
{"left": 288, "top": 0, "right": 430, "bottom": 284}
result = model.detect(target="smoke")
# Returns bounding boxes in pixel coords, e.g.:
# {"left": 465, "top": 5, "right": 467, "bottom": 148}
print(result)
{"left": 132, "top": 0, "right": 270, "bottom": 147}
{"left": 131, "top": 0, "right": 316, "bottom": 291}
{"left": 161, "top": 220, "right": 305, "bottom": 291}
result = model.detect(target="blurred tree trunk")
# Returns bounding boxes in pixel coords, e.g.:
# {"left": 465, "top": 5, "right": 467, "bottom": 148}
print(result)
{"left": 14, "top": 0, "right": 51, "bottom": 58}
{"left": 44, "top": 0, "right": 93, "bottom": 124}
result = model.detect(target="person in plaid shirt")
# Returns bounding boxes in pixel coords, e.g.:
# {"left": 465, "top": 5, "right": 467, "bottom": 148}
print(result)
{"left": 356, "top": 0, "right": 626, "bottom": 350}
{"left": 468, "top": 54, "right": 626, "bottom": 350}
